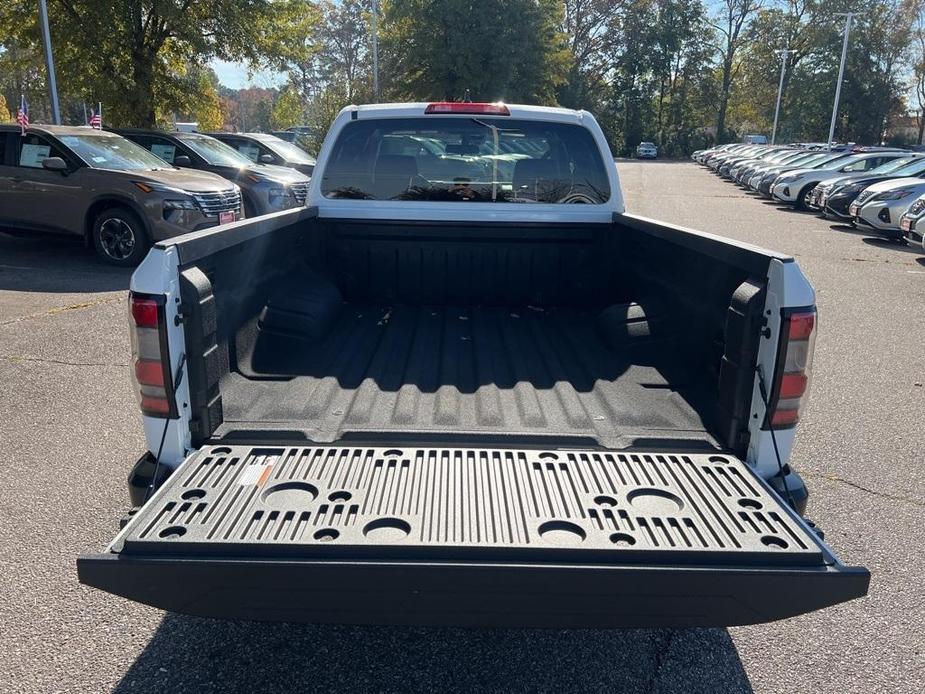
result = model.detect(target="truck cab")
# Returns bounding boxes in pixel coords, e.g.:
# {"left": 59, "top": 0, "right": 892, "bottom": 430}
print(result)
{"left": 78, "top": 103, "right": 868, "bottom": 628}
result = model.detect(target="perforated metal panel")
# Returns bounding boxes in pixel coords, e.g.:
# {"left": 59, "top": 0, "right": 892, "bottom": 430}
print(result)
{"left": 121, "top": 445, "right": 820, "bottom": 566}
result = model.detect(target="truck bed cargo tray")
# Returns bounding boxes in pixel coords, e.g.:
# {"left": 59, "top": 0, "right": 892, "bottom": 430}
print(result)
{"left": 78, "top": 445, "right": 869, "bottom": 627}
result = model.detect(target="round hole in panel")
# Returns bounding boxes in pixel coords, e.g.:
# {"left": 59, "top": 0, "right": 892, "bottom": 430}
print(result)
{"left": 738, "top": 498, "right": 763, "bottom": 510}
{"left": 609, "top": 532, "right": 636, "bottom": 547}
{"left": 761, "top": 535, "right": 789, "bottom": 550}
{"left": 363, "top": 518, "right": 412, "bottom": 542}
{"left": 537, "top": 520, "right": 586, "bottom": 543}
{"left": 626, "top": 488, "right": 684, "bottom": 514}
{"left": 261, "top": 481, "right": 318, "bottom": 509}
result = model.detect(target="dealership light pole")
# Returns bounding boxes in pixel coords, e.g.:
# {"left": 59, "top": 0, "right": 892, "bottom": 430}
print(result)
{"left": 371, "top": 0, "right": 380, "bottom": 101}
{"left": 771, "top": 48, "right": 795, "bottom": 145}
{"left": 38, "top": 0, "right": 61, "bottom": 124}
{"left": 827, "top": 12, "right": 863, "bottom": 150}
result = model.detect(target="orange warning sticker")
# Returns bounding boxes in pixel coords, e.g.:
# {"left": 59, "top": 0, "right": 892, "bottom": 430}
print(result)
{"left": 257, "top": 464, "right": 274, "bottom": 486}
{"left": 239, "top": 461, "right": 274, "bottom": 486}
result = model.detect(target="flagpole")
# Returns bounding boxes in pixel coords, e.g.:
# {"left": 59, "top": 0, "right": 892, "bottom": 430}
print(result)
{"left": 98, "top": 101, "right": 102, "bottom": 129}
{"left": 19, "top": 94, "right": 28, "bottom": 135}
{"left": 38, "top": 0, "right": 61, "bottom": 124}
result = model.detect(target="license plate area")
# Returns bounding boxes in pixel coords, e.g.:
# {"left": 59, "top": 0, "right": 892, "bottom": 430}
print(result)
{"left": 117, "top": 445, "right": 823, "bottom": 566}
{"left": 849, "top": 203, "right": 859, "bottom": 216}
{"left": 219, "top": 211, "right": 235, "bottom": 225}
{"left": 900, "top": 217, "right": 912, "bottom": 231}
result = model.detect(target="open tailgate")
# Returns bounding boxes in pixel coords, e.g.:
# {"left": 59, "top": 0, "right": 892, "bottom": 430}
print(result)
{"left": 78, "top": 445, "right": 868, "bottom": 628}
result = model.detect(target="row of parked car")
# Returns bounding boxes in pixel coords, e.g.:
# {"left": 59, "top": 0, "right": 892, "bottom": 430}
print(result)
{"left": 691, "top": 142, "right": 925, "bottom": 251}
{"left": 0, "top": 125, "right": 317, "bottom": 265}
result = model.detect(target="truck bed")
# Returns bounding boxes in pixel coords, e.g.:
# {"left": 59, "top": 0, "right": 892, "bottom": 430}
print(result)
{"left": 219, "top": 303, "right": 718, "bottom": 449}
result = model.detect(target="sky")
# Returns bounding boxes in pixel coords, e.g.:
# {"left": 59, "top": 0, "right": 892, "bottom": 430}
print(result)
{"left": 212, "top": 60, "right": 285, "bottom": 89}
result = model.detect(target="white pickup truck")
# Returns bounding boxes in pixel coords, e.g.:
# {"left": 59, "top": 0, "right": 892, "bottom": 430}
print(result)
{"left": 78, "top": 103, "right": 868, "bottom": 628}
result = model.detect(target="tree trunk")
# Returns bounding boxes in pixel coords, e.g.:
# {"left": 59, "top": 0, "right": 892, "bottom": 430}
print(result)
{"left": 715, "top": 58, "right": 733, "bottom": 144}
{"left": 128, "top": 49, "right": 158, "bottom": 126}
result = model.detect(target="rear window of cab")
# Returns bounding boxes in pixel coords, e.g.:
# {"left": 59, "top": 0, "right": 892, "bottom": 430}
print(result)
{"left": 321, "top": 117, "right": 611, "bottom": 204}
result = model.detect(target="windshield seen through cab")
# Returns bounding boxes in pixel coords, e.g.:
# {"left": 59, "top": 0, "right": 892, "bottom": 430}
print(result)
{"left": 59, "top": 134, "right": 173, "bottom": 171}
{"left": 179, "top": 134, "right": 254, "bottom": 167}
{"left": 264, "top": 138, "right": 316, "bottom": 164}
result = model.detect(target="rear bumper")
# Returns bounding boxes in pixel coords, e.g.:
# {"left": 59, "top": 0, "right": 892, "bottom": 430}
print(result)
{"left": 78, "top": 553, "right": 869, "bottom": 628}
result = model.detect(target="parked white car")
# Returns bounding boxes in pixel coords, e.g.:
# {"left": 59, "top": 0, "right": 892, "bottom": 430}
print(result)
{"left": 851, "top": 176, "right": 925, "bottom": 241}
{"left": 771, "top": 151, "right": 909, "bottom": 208}
{"left": 899, "top": 194, "right": 925, "bottom": 248}
{"left": 636, "top": 141, "right": 657, "bottom": 159}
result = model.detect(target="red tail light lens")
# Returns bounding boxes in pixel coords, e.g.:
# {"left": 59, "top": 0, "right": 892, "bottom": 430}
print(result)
{"left": 425, "top": 102, "right": 510, "bottom": 115}
{"left": 767, "top": 309, "right": 816, "bottom": 429}
{"left": 129, "top": 293, "right": 176, "bottom": 418}
{"left": 134, "top": 359, "right": 166, "bottom": 387}
{"left": 131, "top": 297, "right": 160, "bottom": 328}
{"left": 788, "top": 313, "right": 815, "bottom": 340}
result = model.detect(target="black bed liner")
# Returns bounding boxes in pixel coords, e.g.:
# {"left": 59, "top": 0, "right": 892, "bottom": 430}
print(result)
{"left": 221, "top": 303, "right": 717, "bottom": 449}
{"left": 78, "top": 444, "right": 869, "bottom": 627}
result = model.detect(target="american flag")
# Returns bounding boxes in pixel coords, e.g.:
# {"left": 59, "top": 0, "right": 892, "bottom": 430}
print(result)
{"left": 88, "top": 107, "right": 101, "bottom": 128}
{"left": 16, "top": 95, "right": 28, "bottom": 135}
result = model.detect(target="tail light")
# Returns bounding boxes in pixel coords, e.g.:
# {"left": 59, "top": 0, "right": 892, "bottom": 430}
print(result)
{"left": 424, "top": 102, "right": 510, "bottom": 115}
{"left": 767, "top": 308, "right": 816, "bottom": 428}
{"left": 129, "top": 292, "right": 177, "bottom": 418}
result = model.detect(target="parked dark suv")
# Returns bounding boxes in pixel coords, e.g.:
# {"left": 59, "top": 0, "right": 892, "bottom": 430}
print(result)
{"left": 207, "top": 131, "right": 316, "bottom": 176}
{"left": 113, "top": 129, "right": 311, "bottom": 217}
{"left": 0, "top": 125, "right": 241, "bottom": 265}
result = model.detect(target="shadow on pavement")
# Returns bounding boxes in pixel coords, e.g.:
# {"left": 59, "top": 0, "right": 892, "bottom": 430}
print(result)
{"left": 860, "top": 236, "right": 925, "bottom": 255}
{"left": 828, "top": 223, "right": 866, "bottom": 235}
{"left": 113, "top": 617, "right": 753, "bottom": 693}
{"left": 0, "top": 231, "right": 130, "bottom": 293}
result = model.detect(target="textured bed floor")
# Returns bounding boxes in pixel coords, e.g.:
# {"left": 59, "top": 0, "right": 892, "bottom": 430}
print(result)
{"left": 219, "top": 304, "right": 718, "bottom": 449}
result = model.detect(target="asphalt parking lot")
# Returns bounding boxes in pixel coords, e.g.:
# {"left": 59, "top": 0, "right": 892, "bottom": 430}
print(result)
{"left": 1, "top": 160, "right": 923, "bottom": 693}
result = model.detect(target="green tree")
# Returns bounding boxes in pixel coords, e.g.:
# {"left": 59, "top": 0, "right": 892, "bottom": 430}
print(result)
{"left": 193, "top": 72, "right": 225, "bottom": 131}
{"left": 272, "top": 86, "right": 306, "bottom": 129}
{"left": 317, "top": 0, "right": 371, "bottom": 102}
{"left": 710, "top": 0, "right": 763, "bottom": 143}
{"left": 732, "top": 0, "right": 918, "bottom": 145}
{"left": 380, "top": 0, "right": 569, "bottom": 103}
{"left": 0, "top": 94, "right": 11, "bottom": 122}
{"left": 0, "top": 0, "right": 312, "bottom": 127}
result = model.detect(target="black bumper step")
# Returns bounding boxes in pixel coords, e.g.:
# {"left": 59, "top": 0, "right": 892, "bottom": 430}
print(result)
{"left": 78, "top": 445, "right": 869, "bottom": 627}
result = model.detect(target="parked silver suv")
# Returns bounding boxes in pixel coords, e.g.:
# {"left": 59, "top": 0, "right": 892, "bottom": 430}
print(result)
{"left": 0, "top": 125, "right": 241, "bottom": 265}
{"left": 114, "top": 129, "right": 311, "bottom": 216}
